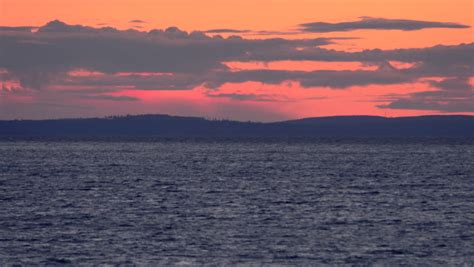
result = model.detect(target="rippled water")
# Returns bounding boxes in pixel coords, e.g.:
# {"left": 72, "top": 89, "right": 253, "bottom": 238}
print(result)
{"left": 0, "top": 140, "right": 473, "bottom": 265}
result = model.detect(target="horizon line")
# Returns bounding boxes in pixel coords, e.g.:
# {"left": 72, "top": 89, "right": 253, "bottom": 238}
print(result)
{"left": 2, "top": 113, "right": 473, "bottom": 123}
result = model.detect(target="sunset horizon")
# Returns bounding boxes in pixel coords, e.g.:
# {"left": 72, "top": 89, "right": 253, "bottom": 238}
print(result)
{"left": 1, "top": 1, "right": 474, "bottom": 265}
{"left": 1, "top": 0, "right": 473, "bottom": 121}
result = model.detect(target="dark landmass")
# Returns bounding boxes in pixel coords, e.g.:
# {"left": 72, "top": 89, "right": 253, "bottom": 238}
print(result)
{"left": 0, "top": 114, "right": 473, "bottom": 139}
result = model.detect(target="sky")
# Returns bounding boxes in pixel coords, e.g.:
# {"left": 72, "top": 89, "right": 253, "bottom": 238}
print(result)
{"left": 0, "top": 0, "right": 473, "bottom": 121}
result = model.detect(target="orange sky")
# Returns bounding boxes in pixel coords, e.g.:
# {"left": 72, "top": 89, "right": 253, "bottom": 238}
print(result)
{"left": 0, "top": 0, "right": 473, "bottom": 120}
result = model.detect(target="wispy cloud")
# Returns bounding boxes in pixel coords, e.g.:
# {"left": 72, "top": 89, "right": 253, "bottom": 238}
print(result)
{"left": 206, "top": 92, "right": 289, "bottom": 102}
{"left": 300, "top": 17, "right": 470, "bottom": 32}
{"left": 204, "top": 28, "right": 250, "bottom": 34}
{"left": 81, "top": 94, "right": 140, "bottom": 102}
{"left": 129, "top": 19, "right": 147, "bottom": 24}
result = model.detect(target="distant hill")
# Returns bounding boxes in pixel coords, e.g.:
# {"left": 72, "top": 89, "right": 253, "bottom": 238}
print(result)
{"left": 0, "top": 114, "right": 473, "bottom": 138}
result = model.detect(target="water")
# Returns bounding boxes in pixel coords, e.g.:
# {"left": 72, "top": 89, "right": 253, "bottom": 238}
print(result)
{"left": 0, "top": 139, "right": 473, "bottom": 265}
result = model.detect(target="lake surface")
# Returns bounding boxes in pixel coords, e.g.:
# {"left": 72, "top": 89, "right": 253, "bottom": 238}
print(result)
{"left": 0, "top": 139, "right": 473, "bottom": 265}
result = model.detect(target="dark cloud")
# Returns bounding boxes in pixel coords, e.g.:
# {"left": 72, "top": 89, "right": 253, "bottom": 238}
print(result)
{"left": 238, "top": 42, "right": 474, "bottom": 88}
{"left": 428, "top": 77, "right": 472, "bottom": 91}
{"left": 129, "top": 20, "right": 147, "bottom": 24}
{"left": 378, "top": 77, "right": 474, "bottom": 112}
{"left": 206, "top": 92, "right": 288, "bottom": 102}
{"left": 81, "top": 94, "right": 140, "bottom": 101}
{"left": 60, "top": 73, "right": 207, "bottom": 90}
{"left": 0, "top": 26, "right": 37, "bottom": 32}
{"left": 379, "top": 98, "right": 474, "bottom": 112}
{"left": 300, "top": 17, "right": 470, "bottom": 33}
{"left": 205, "top": 29, "right": 250, "bottom": 34}
{"left": 250, "top": 30, "right": 301, "bottom": 36}
{"left": 59, "top": 88, "right": 122, "bottom": 95}
{"left": 204, "top": 65, "right": 414, "bottom": 89}
{"left": 242, "top": 43, "right": 474, "bottom": 68}
{"left": 38, "top": 20, "right": 98, "bottom": 33}
{"left": 204, "top": 29, "right": 301, "bottom": 36}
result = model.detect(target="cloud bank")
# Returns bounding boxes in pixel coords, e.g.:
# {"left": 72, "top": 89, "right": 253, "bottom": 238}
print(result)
{"left": 0, "top": 19, "right": 473, "bottom": 115}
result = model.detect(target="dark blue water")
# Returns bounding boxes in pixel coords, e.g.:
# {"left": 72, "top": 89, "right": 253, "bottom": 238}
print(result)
{"left": 0, "top": 140, "right": 473, "bottom": 265}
